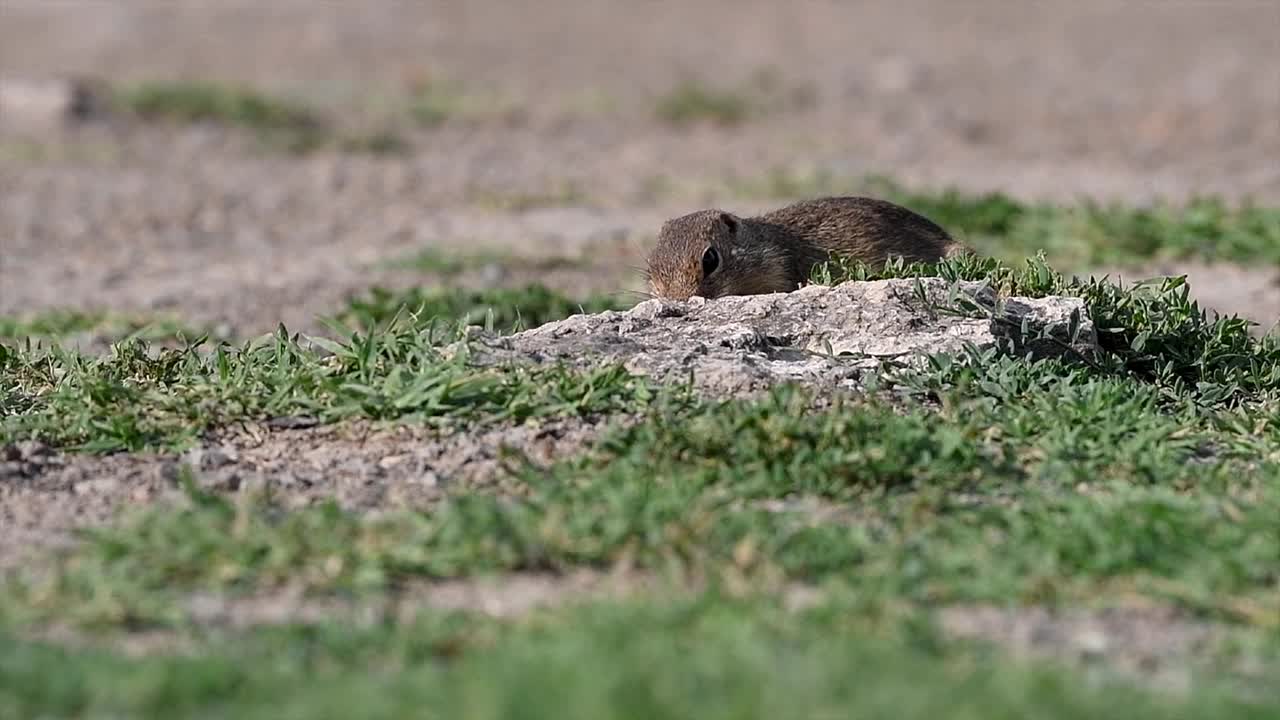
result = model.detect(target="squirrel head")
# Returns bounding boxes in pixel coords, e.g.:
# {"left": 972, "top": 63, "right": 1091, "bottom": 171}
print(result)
{"left": 646, "top": 209, "right": 743, "bottom": 300}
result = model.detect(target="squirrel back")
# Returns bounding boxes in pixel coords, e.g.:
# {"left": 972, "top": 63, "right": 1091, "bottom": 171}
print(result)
{"left": 646, "top": 196, "right": 969, "bottom": 300}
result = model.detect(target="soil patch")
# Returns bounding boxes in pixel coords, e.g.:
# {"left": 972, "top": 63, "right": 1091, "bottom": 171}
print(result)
{"left": 0, "top": 415, "right": 615, "bottom": 569}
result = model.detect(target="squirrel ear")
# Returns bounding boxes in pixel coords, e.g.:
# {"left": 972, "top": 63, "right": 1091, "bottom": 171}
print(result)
{"left": 719, "top": 212, "right": 738, "bottom": 234}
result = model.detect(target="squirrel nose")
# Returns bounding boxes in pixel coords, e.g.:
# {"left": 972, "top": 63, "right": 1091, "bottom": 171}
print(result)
{"left": 649, "top": 278, "right": 693, "bottom": 301}
{"left": 672, "top": 284, "right": 698, "bottom": 301}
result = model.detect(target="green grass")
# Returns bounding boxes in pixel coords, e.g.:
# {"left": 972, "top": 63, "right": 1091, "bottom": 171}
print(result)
{"left": 409, "top": 82, "right": 460, "bottom": 126}
{"left": 0, "top": 312, "right": 654, "bottom": 454}
{"left": 388, "top": 247, "right": 507, "bottom": 274}
{"left": 388, "top": 246, "right": 589, "bottom": 275}
{"left": 6, "top": 260, "right": 1280, "bottom": 615}
{"left": 655, "top": 70, "right": 816, "bottom": 128}
{"left": 15, "top": 359, "right": 1277, "bottom": 619}
{"left": 0, "top": 309, "right": 212, "bottom": 344}
{"left": 334, "top": 284, "right": 628, "bottom": 334}
{"left": 115, "top": 81, "right": 410, "bottom": 155}
{"left": 408, "top": 78, "right": 521, "bottom": 128}
{"left": 465, "top": 180, "right": 588, "bottom": 211}
{"left": 5, "top": 294, "right": 1280, "bottom": 712}
{"left": 813, "top": 253, "right": 1280, "bottom": 404}
{"left": 3, "top": 597, "right": 1274, "bottom": 720}
{"left": 5, "top": 248, "right": 1280, "bottom": 715}
{"left": 726, "top": 170, "right": 1280, "bottom": 268}
{"left": 117, "top": 82, "right": 319, "bottom": 131}
{"left": 0, "top": 335, "right": 660, "bottom": 452}
{"left": 0, "top": 286, "right": 641, "bottom": 452}
{"left": 116, "top": 81, "right": 328, "bottom": 152}
{"left": 0, "top": 309, "right": 108, "bottom": 338}
{"left": 336, "top": 128, "right": 411, "bottom": 155}
{"left": 7, "top": 594, "right": 1269, "bottom": 717}
{"left": 3, "top": 257, "right": 1277, "bottom": 452}
{"left": 656, "top": 82, "right": 754, "bottom": 127}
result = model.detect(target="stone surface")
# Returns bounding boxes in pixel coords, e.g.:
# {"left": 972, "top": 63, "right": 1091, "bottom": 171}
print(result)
{"left": 463, "top": 278, "right": 1096, "bottom": 395}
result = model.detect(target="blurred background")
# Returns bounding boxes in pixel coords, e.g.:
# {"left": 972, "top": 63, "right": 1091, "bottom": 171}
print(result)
{"left": 2, "top": 0, "right": 1278, "bottom": 338}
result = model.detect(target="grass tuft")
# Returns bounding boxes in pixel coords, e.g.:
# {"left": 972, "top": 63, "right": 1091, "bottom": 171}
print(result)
{"left": 655, "top": 69, "right": 815, "bottom": 128}
{"left": 0, "top": 295, "right": 654, "bottom": 452}
{"left": 656, "top": 82, "right": 753, "bottom": 127}
{"left": 388, "top": 247, "right": 589, "bottom": 275}
{"left": 5, "top": 597, "right": 1270, "bottom": 720}
{"left": 116, "top": 81, "right": 327, "bottom": 152}
{"left": 0, "top": 309, "right": 212, "bottom": 345}
{"left": 333, "top": 284, "right": 628, "bottom": 335}
{"left": 408, "top": 78, "right": 522, "bottom": 128}
{"left": 810, "top": 253, "right": 1280, "bottom": 407}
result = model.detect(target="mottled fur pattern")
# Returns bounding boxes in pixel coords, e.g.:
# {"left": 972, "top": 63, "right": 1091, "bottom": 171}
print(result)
{"left": 646, "top": 196, "right": 968, "bottom": 300}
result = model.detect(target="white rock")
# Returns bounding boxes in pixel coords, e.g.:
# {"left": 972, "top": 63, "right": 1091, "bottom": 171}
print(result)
{"left": 464, "top": 278, "right": 1097, "bottom": 396}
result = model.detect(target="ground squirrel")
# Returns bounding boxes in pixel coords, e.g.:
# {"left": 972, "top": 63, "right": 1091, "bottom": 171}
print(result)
{"left": 646, "top": 196, "right": 971, "bottom": 301}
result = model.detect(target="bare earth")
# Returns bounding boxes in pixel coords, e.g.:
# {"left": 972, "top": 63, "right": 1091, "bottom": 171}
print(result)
{"left": 3, "top": 1, "right": 1279, "bottom": 336}
{"left": 1, "top": 0, "right": 1279, "bottom": 681}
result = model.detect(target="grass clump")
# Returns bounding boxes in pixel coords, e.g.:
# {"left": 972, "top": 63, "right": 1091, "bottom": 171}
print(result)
{"left": 336, "top": 129, "right": 411, "bottom": 155}
{"left": 0, "top": 327, "right": 656, "bottom": 454}
{"left": 117, "top": 82, "right": 317, "bottom": 129}
{"left": 0, "top": 286, "right": 643, "bottom": 452}
{"left": 387, "top": 247, "right": 502, "bottom": 275}
{"left": 334, "top": 284, "right": 628, "bottom": 334}
{"left": 655, "top": 69, "right": 815, "bottom": 128}
{"left": 0, "top": 309, "right": 107, "bottom": 338}
{"left": 388, "top": 247, "right": 587, "bottom": 275}
{"left": 5, "top": 597, "right": 1268, "bottom": 720}
{"left": 0, "top": 309, "right": 210, "bottom": 345}
{"left": 811, "top": 253, "right": 1280, "bottom": 407}
{"left": 465, "top": 180, "right": 588, "bottom": 211}
{"left": 407, "top": 78, "right": 522, "bottom": 128}
{"left": 656, "top": 81, "right": 753, "bottom": 127}
{"left": 116, "top": 81, "right": 326, "bottom": 152}
{"left": 868, "top": 176, "right": 1280, "bottom": 268}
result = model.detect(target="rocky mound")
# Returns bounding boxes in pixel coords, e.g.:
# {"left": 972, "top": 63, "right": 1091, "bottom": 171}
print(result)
{"left": 464, "top": 278, "right": 1096, "bottom": 394}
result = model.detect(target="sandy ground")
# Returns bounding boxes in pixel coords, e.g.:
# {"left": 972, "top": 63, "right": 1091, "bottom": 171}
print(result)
{"left": 2, "top": 1, "right": 1279, "bottom": 335}
{"left": 1, "top": 0, "right": 1279, "bottom": 683}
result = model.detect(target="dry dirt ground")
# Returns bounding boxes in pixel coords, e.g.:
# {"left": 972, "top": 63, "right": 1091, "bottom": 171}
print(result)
{"left": 1, "top": 0, "right": 1279, "bottom": 680}
{"left": 3, "top": 1, "right": 1279, "bottom": 337}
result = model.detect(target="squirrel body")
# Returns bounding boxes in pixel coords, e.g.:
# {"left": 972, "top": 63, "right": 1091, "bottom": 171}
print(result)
{"left": 646, "top": 196, "right": 971, "bottom": 301}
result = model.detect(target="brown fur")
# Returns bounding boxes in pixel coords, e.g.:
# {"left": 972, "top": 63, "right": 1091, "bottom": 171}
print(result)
{"left": 646, "top": 196, "right": 971, "bottom": 301}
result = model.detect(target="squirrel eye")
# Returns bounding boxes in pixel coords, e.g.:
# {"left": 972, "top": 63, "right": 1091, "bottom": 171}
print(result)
{"left": 701, "top": 246, "right": 721, "bottom": 277}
